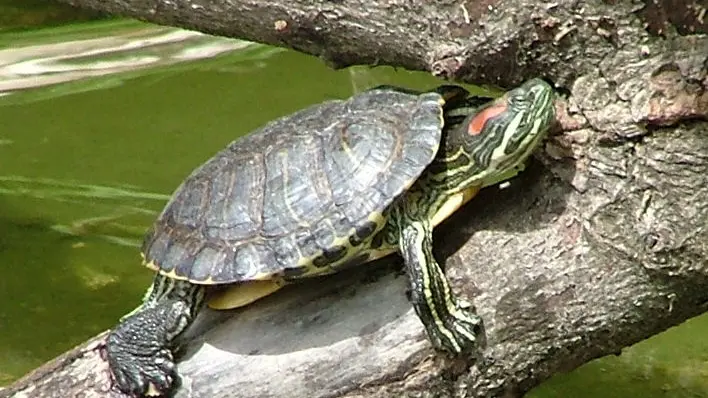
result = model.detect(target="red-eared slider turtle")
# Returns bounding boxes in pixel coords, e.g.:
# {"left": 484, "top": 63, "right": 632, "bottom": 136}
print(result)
{"left": 106, "top": 78, "right": 555, "bottom": 396}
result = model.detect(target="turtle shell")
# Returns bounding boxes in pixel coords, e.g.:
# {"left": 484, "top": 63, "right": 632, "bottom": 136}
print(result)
{"left": 142, "top": 88, "right": 448, "bottom": 284}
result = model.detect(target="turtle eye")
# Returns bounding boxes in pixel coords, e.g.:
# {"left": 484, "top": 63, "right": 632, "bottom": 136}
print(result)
{"left": 506, "top": 92, "right": 528, "bottom": 112}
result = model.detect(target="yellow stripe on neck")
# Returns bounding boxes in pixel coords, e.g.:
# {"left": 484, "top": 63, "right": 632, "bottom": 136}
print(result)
{"left": 431, "top": 185, "right": 481, "bottom": 227}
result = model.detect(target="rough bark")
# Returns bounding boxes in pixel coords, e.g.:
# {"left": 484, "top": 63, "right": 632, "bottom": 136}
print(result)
{"left": 5, "top": 0, "right": 707, "bottom": 397}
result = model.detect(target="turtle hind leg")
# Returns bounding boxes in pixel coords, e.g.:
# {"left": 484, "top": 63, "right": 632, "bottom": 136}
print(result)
{"left": 105, "top": 274, "right": 206, "bottom": 396}
{"left": 398, "top": 218, "right": 482, "bottom": 354}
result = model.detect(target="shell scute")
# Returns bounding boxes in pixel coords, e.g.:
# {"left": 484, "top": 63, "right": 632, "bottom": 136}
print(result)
{"left": 144, "top": 87, "right": 449, "bottom": 284}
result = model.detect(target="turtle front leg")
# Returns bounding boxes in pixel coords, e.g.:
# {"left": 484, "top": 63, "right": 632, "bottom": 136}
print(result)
{"left": 398, "top": 218, "right": 481, "bottom": 354}
{"left": 105, "top": 274, "right": 206, "bottom": 396}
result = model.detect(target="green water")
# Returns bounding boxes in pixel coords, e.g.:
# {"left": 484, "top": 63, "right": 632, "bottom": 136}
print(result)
{"left": 0, "top": 20, "right": 706, "bottom": 397}
{"left": 0, "top": 0, "right": 106, "bottom": 32}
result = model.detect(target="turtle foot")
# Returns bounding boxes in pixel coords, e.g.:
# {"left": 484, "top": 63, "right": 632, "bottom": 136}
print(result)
{"left": 104, "top": 276, "right": 205, "bottom": 396}
{"left": 106, "top": 333, "right": 176, "bottom": 397}
{"left": 426, "top": 301, "right": 483, "bottom": 355}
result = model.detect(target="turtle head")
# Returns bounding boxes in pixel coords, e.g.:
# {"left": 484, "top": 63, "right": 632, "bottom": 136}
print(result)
{"left": 438, "top": 78, "right": 555, "bottom": 189}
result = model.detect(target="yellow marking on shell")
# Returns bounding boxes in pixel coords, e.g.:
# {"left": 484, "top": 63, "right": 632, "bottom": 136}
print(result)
{"left": 433, "top": 100, "right": 445, "bottom": 128}
{"left": 430, "top": 185, "right": 481, "bottom": 227}
{"left": 290, "top": 211, "right": 389, "bottom": 278}
{"left": 144, "top": 256, "right": 186, "bottom": 280}
{"left": 208, "top": 278, "right": 286, "bottom": 309}
{"left": 146, "top": 383, "right": 161, "bottom": 397}
{"left": 281, "top": 93, "right": 447, "bottom": 277}
{"left": 401, "top": 176, "right": 419, "bottom": 194}
{"left": 246, "top": 271, "right": 278, "bottom": 281}
{"left": 350, "top": 210, "right": 397, "bottom": 262}
{"left": 144, "top": 256, "right": 221, "bottom": 285}
{"left": 142, "top": 210, "right": 393, "bottom": 310}
{"left": 368, "top": 211, "right": 387, "bottom": 228}
{"left": 144, "top": 257, "right": 158, "bottom": 271}
{"left": 156, "top": 267, "right": 188, "bottom": 281}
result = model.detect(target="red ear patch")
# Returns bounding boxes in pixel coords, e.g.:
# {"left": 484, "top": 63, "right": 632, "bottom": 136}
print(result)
{"left": 468, "top": 102, "right": 507, "bottom": 136}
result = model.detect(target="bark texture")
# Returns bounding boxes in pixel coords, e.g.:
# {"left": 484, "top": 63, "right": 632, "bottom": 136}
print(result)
{"left": 4, "top": 0, "right": 708, "bottom": 397}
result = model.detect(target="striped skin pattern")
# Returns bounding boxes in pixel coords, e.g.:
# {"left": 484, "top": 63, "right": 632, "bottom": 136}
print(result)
{"left": 397, "top": 217, "right": 480, "bottom": 352}
{"left": 105, "top": 79, "right": 555, "bottom": 396}
{"left": 388, "top": 78, "right": 556, "bottom": 353}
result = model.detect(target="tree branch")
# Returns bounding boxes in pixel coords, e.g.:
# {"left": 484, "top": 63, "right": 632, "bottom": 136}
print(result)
{"left": 5, "top": 0, "right": 707, "bottom": 397}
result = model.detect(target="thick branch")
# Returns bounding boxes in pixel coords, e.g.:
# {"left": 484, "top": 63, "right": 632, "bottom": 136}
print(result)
{"left": 6, "top": 0, "right": 708, "bottom": 397}
{"left": 51, "top": 0, "right": 704, "bottom": 87}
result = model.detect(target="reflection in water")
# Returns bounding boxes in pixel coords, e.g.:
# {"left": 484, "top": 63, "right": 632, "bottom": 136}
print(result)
{"left": 0, "top": 18, "right": 706, "bottom": 398}
{"left": 0, "top": 175, "right": 169, "bottom": 201}
{"left": 0, "top": 24, "right": 252, "bottom": 94}
{"left": 0, "top": 175, "right": 166, "bottom": 247}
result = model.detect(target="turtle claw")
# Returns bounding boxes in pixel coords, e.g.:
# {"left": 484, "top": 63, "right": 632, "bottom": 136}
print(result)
{"left": 456, "top": 298, "right": 476, "bottom": 312}
{"left": 106, "top": 336, "right": 176, "bottom": 397}
{"left": 104, "top": 284, "right": 206, "bottom": 397}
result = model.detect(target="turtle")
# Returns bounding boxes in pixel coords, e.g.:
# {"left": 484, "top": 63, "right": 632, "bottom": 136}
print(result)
{"left": 105, "top": 78, "right": 555, "bottom": 396}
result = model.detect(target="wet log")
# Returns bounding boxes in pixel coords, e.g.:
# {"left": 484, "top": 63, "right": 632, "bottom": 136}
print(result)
{"left": 5, "top": 0, "right": 707, "bottom": 397}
